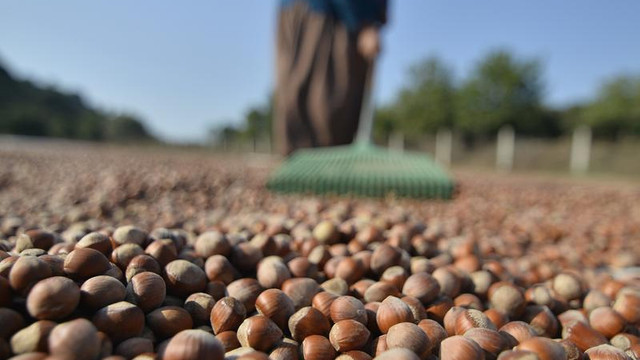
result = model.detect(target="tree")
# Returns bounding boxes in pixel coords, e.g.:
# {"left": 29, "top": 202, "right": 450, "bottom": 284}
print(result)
{"left": 106, "top": 115, "right": 155, "bottom": 142}
{"left": 581, "top": 75, "right": 640, "bottom": 138}
{"left": 392, "top": 57, "right": 455, "bottom": 137}
{"left": 456, "top": 50, "right": 550, "bottom": 138}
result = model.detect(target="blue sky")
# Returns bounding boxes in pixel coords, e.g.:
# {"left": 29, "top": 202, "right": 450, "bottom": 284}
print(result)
{"left": 1, "top": 1, "right": 639, "bottom": 142}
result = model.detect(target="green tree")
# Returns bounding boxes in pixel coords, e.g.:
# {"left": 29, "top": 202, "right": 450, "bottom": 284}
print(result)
{"left": 392, "top": 57, "right": 455, "bottom": 137}
{"left": 106, "top": 115, "right": 154, "bottom": 142}
{"left": 456, "top": 50, "right": 551, "bottom": 138}
{"left": 582, "top": 75, "right": 640, "bottom": 138}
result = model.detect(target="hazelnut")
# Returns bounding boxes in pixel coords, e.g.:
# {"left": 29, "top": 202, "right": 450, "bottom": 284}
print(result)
{"left": 496, "top": 350, "right": 539, "bottom": 360}
{"left": 443, "top": 306, "right": 467, "bottom": 336}
{"left": 216, "top": 331, "right": 240, "bottom": 352}
{"left": 401, "top": 296, "right": 428, "bottom": 322}
{"left": 185, "top": 292, "right": 216, "bottom": 326}
{"left": 375, "top": 348, "right": 420, "bottom": 360}
{"left": 313, "top": 220, "right": 339, "bottom": 245}
{"left": 250, "top": 234, "right": 278, "bottom": 257}
{"left": 195, "top": 231, "right": 230, "bottom": 258}
{"left": 81, "top": 275, "right": 127, "bottom": 310}
{"left": 0, "top": 255, "right": 18, "bottom": 278}
{"left": 439, "top": 335, "right": 484, "bottom": 360}
{"left": 312, "top": 291, "right": 339, "bottom": 318}
{"left": 256, "top": 256, "right": 291, "bottom": 289}
{"left": 373, "top": 334, "right": 388, "bottom": 356}
{"left": 64, "top": 248, "right": 111, "bottom": 281}
{"left": 323, "top": 256, "right": 345, "bottom": 279}
{"left": 386, "top": 322, "right": 430, "bottom": 358}
{"left": 417, "top": 319, "right": 446, "bottom": 353}
{"left": 308, "top": 245, "right": 331, "bottom": 268}
{"left": 26, "top": 276, "right": 80, "bottom": 320}
{"left": 288, "top": 306, "right": 331, "bottom": 342}
{"left": 410, "top": 257, "right": 435, "bottom": 275}
{"left": 92, "top": 301, "right": 145, "bottom": 343}
{"left": 376, "top": 296, "right": 415, "bottom": 333}
{"left": 335, "top": 350, "right": 372, "bottom": 360}
{"left": 499, "top": 321, "right": 537, "bottom": 345}
{"left": 125, "top": 254, "right": 161, "bottom": 282}
{"left": 484, "top": 309, "right": 509, "bottom": 330}
{"left": 97, "top": 331, "right": 113, "bottom": 358}
{"left": 321, "top": 278, "right": 350, "bottom": 296}
{"left": 288, "top": 257, "right": 318, "bottom": 279}
{"left": 610, "top": 333, "right": 639, "bottom": 351}
{"left": 237, "top": 315, "right": 283, "bottom": 352}
{"left": 330, "top": 295, "right": 368, "bottom": 325}
{"left": 335, "top": 257, "right": 366, "bottom": 285}
{"left": 114, "top": 337, "right": 153, "bottom": 359}
{"left": 163, "top": 329, "right": 224, "bottom": 360}
{"left": 76, "top": 232, "right": 112, "bottom": 256}
{"left": 370, "top": 244, "right": 401, "bottom": 275}
{"left": 589, "top": 306, "right": 626, "bottom": 339}
{"left": 552, "top": 273, "right": 583, "bottom": 301}
{"left": 23, "top": 229, "right": 55, "bottom": 251}
{"left": 463, "top": 327, "right": 506, "bottom": 359}
{"left": 282, "top": 277, "right": 320, "bottom": 310}
{"left": 146, "top": 306, "right": 193, "bottom": 340}
{"left": 113, "top": 225, "right": 147, "bottom": 247}
{"left": 561, "top": 320, "right": 607, "bottom": 352}
{"left": 227, "top": 278, "right": 262, "bottom": 312}
{"left": 302, "top": 335, "right": 336, "bottom": 360}
{"left": 612, "top": 288, "right": 640, "bottom": 323}
{"left": 0, "top": 308, "right": 24, "bottom": 340}
{"left": 48, "top": 319, "right": 101, "bottom": 360}
{"left": 513, "top": 337, "right": 566, "bottom": 360}
{"left": 145, "top": 239, "right": 178, "bottom": 267}
{"left": 126, "top": 272, "right": 166, "bottom": 312}
{"left": 210, "top": 297, "right": 247, "bottom": 334}
{"left": 39, "top": 254, "right": 65, "bottom": 276}
{"left": 269, "top": 339, "right": 299, "bottom": 360}
{"left": 426, "top": 295, "right": 454, "bottom": 324}
{"left": 255, "top": 288, "right": 295, "bottom": 331}
{"left": 455, "top": 293, "right": 485, "bottom": 311}
{"left": 583, "top": 290, "right": 612, "bottom": 313}
{"left": 432, "top": 267, "right": 461, "bottom": 298}
{"left": 229, "top": 242, "right": 263, "bottom": 274}
{"left": 381, "top": 266, "right": 409, "bottom": 290}
{"left": 205, "top": 280, "right": 227, "bottom": 300}
{"left": 470, "top": 270, "right": 495, "bottom": 299}
{"left": 522, "top": 305, "right": 559, "bottom": 338}
{"left": 352, "top": 279, "right": 376, "bottom": 299}
{"left": 164, "top": 259, "right": 207, "bottom": 297}
{"left": 204, "top": 255, "right": 237, "bottom": 284}
{"left": 10, "top": 320, "right": 56, "bottom": 354}
{"left": 489, "top": 282, "right": 526, "bottom": 318}
{"left": 557, "top": 309, "right": 588, "bottom": 327}
{"left": 9, "top": 255, "right": 52, "bottom": 295}
{"left": 364, "top": 282, "right": 400, "bottom": 303}
{"left": 329, "top": 319, "right": 370, "bottom": 352}
{"left": 584, "top": 344, "right": 630, "bottom": 359}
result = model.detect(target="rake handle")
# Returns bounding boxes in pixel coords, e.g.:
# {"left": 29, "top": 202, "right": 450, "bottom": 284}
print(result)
{"left": 354, "top": 60, "right": 376, "bottom": 146}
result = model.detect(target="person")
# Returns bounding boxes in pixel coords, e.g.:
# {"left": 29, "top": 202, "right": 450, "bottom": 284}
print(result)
{"left": 274, "top": 0, "right": 388, "bottom": 156}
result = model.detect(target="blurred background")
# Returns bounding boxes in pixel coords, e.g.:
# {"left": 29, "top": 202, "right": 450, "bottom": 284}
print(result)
{"left": 1, "top": 0, "right": 640, "bottom": 177}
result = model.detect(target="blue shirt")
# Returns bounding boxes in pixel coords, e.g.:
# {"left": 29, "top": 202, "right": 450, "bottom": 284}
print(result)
{"left": 281, "top": 0, "right": 388, "bottom": 33}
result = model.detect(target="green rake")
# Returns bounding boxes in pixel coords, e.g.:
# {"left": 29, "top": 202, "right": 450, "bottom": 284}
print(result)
{"left": 267, "top": 62, "right": 454, "bottom": 199}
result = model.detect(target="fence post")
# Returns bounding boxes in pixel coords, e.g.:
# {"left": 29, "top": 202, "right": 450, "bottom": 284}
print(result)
{"left": 435, "top": 128, "right": 452, "bottom": 167}
{"left": 570, "top": 125, "right": 591, "bottom": 174}
{"left": 496, "top": 125, "right": 515, "bottom": 172}
{"left": 388, "top": 131, "right": 405, "bottom": 152}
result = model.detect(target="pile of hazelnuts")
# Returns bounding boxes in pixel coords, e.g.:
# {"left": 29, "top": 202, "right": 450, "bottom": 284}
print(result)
{"left": 0, "top": 217, "right": 639, "bottom": 360}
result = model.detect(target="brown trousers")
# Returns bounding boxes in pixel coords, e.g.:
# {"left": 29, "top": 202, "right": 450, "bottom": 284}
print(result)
{"left": 274, "top": 2, "right": 369, "bottom": 156}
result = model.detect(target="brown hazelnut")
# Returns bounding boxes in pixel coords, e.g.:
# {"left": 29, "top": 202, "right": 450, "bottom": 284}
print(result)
{"left": 205, "top": 280, "right": 227, "bottom": 300}
{"left": 0, "top": 308, "right": 24, "bottom": 340}
{"left": 308, "top": 245, "right": 332, "bottom": 268}
{"left": 302, "top": 335, "right": 336, "bottom": 360}
{"left": 216, "top": 331, "right": 240, "bottom": 352}
{"left": 39, "top": 254, "right": 65, "bottom": 277}
{"left": 583, "top": 290, "right": 612, "bottom": 313}
{"left": 376, "top": 296, "right": 415, "bottom": 334}
{"left": 584, "top": 344, "right": 630, "bottom": 359}
{"left": 26, "top": 276, "right": 80, "bottom": 320}
{"left": 113, "top": 225, "right": 147, "bottom": 247}
{"left": 237, "top": 315, "right": 283, "bottom": 352}
{"left": 455, "top": 309, "right": 497, "bottom": 335}
{"left": 81, "top": 275, "right": 127, "bottom": 310}
{"left": 561, "top": 320, "right": 607, "bottom": 352}
{"left": 439, "top": 335, "right": 484, "bottom": 360}
{"left": 401, "top": 296, "right": 428, "bottom": 322}
{"left": 163, "top": 329, "right": 224, "bottom": 360}
{"left": 588, "top": 306, "right": 626, "bottom": 339}
{"left": 227, "top": 278, "right": 262, "bottom": 312}
{"left": 336, "top": 350, "right": 372, "bottom": 360}
{"left": 125, "top": 254, "right": 161, "bottom": 282}
{"left": 145, "top": 239, "right": 178, "bottom": 267}
{"left": 210, "top": 297, "right": 247, "bottom": 334}
{"left": 92, "top": 301, "right": 145, "bottom": 343}
{"left": 288, "top": 306, "right": 331, "bottom": 342}
{"left": 557, "top": 309, "right": 588, "bottom": 327}
{"left": 364, "top": 282, "right": 400, "bottom": 303}
{"left": 185, "top": 292, "right": 216, "bottom": 326}
{"left": 97, "top": 331, "right": 113, "bottom": 358}
{"left": 489, "top": 282, "right": 526, "bottom": 318}
{"left": 484, "top": 309, "right": 509, "bottom": 330}
{"left": 443, "top": 306, "right": 467, "bottom": 336}
{"left": 229, "top": 242, "right": 263, "bottom": 273}
{"left": 323, "top": 256, "right": 345, "bottom": 279}
{"left": 114, "top": 337, "right": 153, "bottom": 359}
{"left": 552, "top": 273, "right": 583, "bottom": 301}
{"left": 496, "top": 350, "right": 540, "bottom": 360}
{"left": 313, "top": 220, "right": 339, "bottom": 245}
{"left": 612, "top": 288, "right": 640, "bottom": 324}
{"left": 426, "top": 295, "right": 454, "bottom": 324}
{"left": 371, "top": 244, "right": 401, "bottom": 275}
{"left": 23, "top": 229, "right": 55, "bottom": 251}
{"left": 195, "top": 231, "right": 230, "bottom": 258}
{"left": 432, "top": 267, "right": 461, "bottom": 298}
{"left": 329, "top": 319, "right": 370, "bottom": 352}
{"left": 255, "top": 288, "right": 295, "bottom": 331}
{"left": 376, "top": 348, "right": 420, "bottom": 360}
{"left": 10, "top": 320, "right": 56, "bottom": 354}
{"left": 610, "top": 333, "right": 639, "bottom": 351}
{"left": 463, "top": 327, "right": 506, "bottom": 359}
{"left": 381, "top": 266, "right": 409, "bottom": 290}
{"left": 417, "top": 319, "right": 446, "bottom": 353}
{"left": 204, "top": 255, "right": 237, "bottom": 284}
{"left": 9, "top": 255, "right": 52, "bottom": 295}
{"left": 351, "top": 279, "right": 376, "bottom": 299}
{"left": 410, "top": 257, "right": 435, "bottom": 275}
{"left": 64, "top": 248, "right": 111, "bottom": 281}
{"left": 522, "top": 305, "right": 559, "bottom": 338}
{"left": 282, "top": 277, "right": 320, "bottom": 310}
{"left": 330, "top": 295, "right": 367, "bottom": 325}
{"left": 386, "top": 322, "right": 430, "bottom": 358}
{"left": 164, "top": 259, "right": 207, "bottom": 298}
{"left": 147, "top": 306, "right": 193, "bottom": 340}
{"left": 312, "top": 291, "right": 339, "bottom": 318}
{"left": 499, "top": 321, "right": 537, "bottom": 345}
{"left": 256, "top": 256, "right": 291, "bottom": 289}
{"left": 48, "top": 318, "right": 101, "bottom": 360}
{"left": 111, "top": 243, "right": 145, "bottom": 270}
{"left": 335, "top": 257, "right": 366, "bottom": 285}
{"left": 126, "top": 271, "right": 166, "bottom": 312}
{"left": 455, "top": 293, "right": 485, "bottom": 311}
{"left": 76, "top": 232, "right": 112, "bottom": 256}
{"left": 269, "top": 339, "right": 299, "bottom": 360}
{"left": 320, "top": 278, "right": 348, "bottom": 297}
{"left": 288, "top": 257, "right": 319, "bottom": 279}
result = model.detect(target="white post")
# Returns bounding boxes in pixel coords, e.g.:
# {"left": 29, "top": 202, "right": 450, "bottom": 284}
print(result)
{"left": 570, "top": 125, "right": 591, "bottom": 174}
{"left": 496, "top": 125, "right": 515, "bottom": 172}
{"left": 435, "top": 128, "right": 452, "bottom": 167}
{"left": 388, "top": 131, "right": 404, "bottom": 152}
